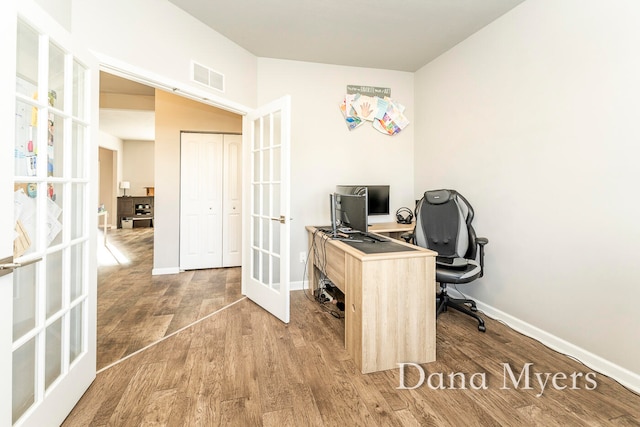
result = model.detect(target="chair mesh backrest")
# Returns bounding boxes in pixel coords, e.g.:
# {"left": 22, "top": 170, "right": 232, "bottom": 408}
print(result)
{"left": 415, "top": 190, "right": 469, "bottom": 259}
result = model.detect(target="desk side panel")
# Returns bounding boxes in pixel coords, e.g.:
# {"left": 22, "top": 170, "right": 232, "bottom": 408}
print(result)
{"left": 345, "top": 255, "right": 363, "bottom": 372}
{"left": 360, "top": 256, "right": 436, "bottom": 373}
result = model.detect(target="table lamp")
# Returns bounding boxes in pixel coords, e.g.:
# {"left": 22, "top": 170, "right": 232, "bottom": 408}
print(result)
{"left": 120, "top": 181, "right": 130, "bottom": 197}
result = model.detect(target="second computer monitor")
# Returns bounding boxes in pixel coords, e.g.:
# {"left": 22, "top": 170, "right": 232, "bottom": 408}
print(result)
{"left": 335, "top": 193, "right": 367, "bottom": 232}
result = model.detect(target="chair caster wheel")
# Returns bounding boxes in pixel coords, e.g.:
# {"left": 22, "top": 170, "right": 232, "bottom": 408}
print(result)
{"left": 478, "top": 325, "right": 486, "bottom": 332}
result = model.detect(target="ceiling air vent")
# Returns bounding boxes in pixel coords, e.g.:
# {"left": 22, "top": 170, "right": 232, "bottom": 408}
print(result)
{"left": 191, "top": 61, "right": 225, "bottom": 92}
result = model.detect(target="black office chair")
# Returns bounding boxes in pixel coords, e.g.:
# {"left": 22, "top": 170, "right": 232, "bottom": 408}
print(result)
{"left": 405, "top": 189, "right": 489, "bottom": 332}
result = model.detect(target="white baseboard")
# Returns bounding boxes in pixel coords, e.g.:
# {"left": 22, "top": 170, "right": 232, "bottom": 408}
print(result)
{"left": 445, "top": 288, "right": 640, "bottom": 394}
{"left": 151, "top": 267, "right": 180, "bottom": 276}
{"left": 290, "top": 280, "right": 304, "bottom": 291}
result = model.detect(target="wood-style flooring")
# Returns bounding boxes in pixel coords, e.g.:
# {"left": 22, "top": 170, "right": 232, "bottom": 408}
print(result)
{"left": 63, "top": 228, "right": 640, "bottom": 426}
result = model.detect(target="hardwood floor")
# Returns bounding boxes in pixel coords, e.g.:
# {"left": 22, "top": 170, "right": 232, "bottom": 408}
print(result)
{"left": 95, "top": 228, "right": 242, "bottom": 370}
{"left": 64, "top": 229, "right": 640, "bottom": 426}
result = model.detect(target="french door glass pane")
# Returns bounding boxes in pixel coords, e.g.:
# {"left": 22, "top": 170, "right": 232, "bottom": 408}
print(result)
{"left": 69, "top": 304, "right": 83, "bottom": 363}
{"left": 252, "top": 248, "right": 259, "bottom": 280}
{"left": 253, "top": 184, "right": 260, "bottom": 215}
{"left": 12, "top": 338, "right": 36, "bottom": 424}
{"left": 46, "top": 249, "right": 63, "bottom": 318}
{"left": 47, "top": 182, "right": 64, "bottom": 247}
{"left": 273, "top": 111, "right": 281, "bottom": 147}
{"left": 13, "top": 262, "right": 38, "bottom": 341}
{"left": 48, "top": 113, "right": 64, "bottom": 178}
{"left": 261, "top": 184, "right": 269, "bottom": 218}
{"left": 273, "top": 147, "right": 281, "bottom": 182}
{"left": 253, "top": 150, "right": 260, "bottom": 184}
{"left": 262, "top": 251, "right": 270, "bottom": 286}
{"left": 71, "top": 123, "right": 85, "bottom": 178}
{"left": 14, "top": 180, "right": 42, "bottom": 257}
{"left": 272, "top": 183, "right": 280, "bottom": 218}
{"left": 261, "top": 218, "right": 269, "bottom": 251}
{"left": 14, "top": 100, "right": 38, "bottom": 177}
{"left": 271, "top": 254, "right": 280, "bottom": 291}
{"left": 16, "top": 22, "right": 38, "bottom": 98}
{"left": 252, "top": 216, "right": 259, "bottom": 247}
{"left": 70, "top": 242, "right": 83, "bottom": 301}
{"left": 272, "top": 215, "right": 281, "bottom": 254}
{"left": 263, "top": 115, "right": 271, "bottom": 149}
{"left": 252, "top": 119, "right": 260, "bottom": 150}
{"left": 72, "top": 60, "right": 86, "bottom": 120}
{"left": 71, "top": 183, "right": 85, "bottom": 240}
{"left": 45, "top": 318, "right": 63, "bottom": 390}
{"left": 48, "top": 42, "right": 65, "bottom": 111}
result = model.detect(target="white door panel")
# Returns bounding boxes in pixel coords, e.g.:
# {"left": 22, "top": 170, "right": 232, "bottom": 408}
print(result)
{"left": 242, "top": 96, "right": 291, "bottom": 323}
{"left": 180, "top": 133, "right": 224, "bottom": 270}
{"left": 3, "top": 2, "right": 98, "bottom": 425}
{"left": 223, "top": 135, "right": 242, "bottom": 266}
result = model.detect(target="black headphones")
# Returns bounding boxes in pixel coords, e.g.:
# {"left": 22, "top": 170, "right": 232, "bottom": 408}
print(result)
{"left": 395, "top": 207, "right": 413, "bottom": 224}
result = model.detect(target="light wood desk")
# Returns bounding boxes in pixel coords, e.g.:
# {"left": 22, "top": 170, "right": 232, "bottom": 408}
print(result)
{"left": 306, "top": 226, "right": 436, "bottom": 374}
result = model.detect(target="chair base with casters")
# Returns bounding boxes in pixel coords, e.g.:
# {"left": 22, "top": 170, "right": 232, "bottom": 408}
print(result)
{"left": 403, "top": 189, "right": 489, "bottom": 333}
{"left": 436, "top": 283, "right": 486, "bottom": 332}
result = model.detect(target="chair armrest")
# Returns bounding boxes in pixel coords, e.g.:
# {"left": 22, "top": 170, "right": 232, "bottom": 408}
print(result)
{"left": 476, "top": 237, "right": 488, "bottom": 277}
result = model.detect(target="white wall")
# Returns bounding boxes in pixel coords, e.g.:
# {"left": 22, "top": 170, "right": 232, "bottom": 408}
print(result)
{"left": 122, "top": 140, "right": 154, "bottom": 197}
{"left": 71, "top": 0, "right": 258, "bottom": 109}
{"left": 414, "top": 0, "right": 640, "bottom": 383}
{"left": 257, "top": 58, "right": 415, "bottom": 283}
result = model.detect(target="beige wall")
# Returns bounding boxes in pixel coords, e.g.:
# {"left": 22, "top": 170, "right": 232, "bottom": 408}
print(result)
{"left": 257, "top": 58, "right": 416, "bottom": 283}
{"left": 414, "top": 0, "right": 640, "bottom": 384}
{"left": 153, "top": 89, "right": 242, "bottom": 272}
{"left": 122, "top": 140, "right": 154, "bottom": 196}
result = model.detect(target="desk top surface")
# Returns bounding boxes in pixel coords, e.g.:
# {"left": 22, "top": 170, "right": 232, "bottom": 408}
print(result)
{"left": 306, "top": 226, "right": 436, "bottom": 259}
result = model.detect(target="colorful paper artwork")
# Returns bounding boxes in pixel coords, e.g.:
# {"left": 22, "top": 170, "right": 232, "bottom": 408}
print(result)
{"left": 339, "top": 91, "right": 409, "bottom": 136}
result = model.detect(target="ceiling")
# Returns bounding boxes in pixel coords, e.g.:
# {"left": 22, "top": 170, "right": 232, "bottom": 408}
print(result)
{"left": 168, "top": 0, "right": 526, "bottom": 72}
{"left": 100, "top": 1, "right": 527, "bottom": 140}
{"left": 99, "top": 72, "right": 156, "bottom": 141}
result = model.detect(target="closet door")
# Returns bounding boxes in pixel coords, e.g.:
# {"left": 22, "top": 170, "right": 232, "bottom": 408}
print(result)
{"left": 223, "top": 134, "right": 242, "bottom": 267}
{"left": 179, "top": 132, "right": 224, "bottom": 269}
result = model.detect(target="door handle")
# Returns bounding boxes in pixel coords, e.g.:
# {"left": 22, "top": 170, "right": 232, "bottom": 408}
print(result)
{"left": 270, "top": 215, "right": 287, "bottom": 224}
{"left": 0, "top": 256, "right": 42, "bottom": 278}
{"left": 269, "top": 215, "right": 292, "bottom": 224}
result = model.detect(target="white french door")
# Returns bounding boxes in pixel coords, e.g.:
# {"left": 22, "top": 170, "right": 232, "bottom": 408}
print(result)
{"left": 1, "top": 2, "right": 98, "bottom": 426}
{"left": 242, "top": 96, "right": 292, "bottom": 323}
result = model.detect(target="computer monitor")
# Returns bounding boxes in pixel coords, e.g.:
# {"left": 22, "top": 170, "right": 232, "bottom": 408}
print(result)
{"left": 366, "top": 185, "right": 390, "bottom": 216}
{"left": 336, "top": 185, "right": 390, "bottom": 217}
{"left": 334, "top": 192, "right": 368, "bottom": 232}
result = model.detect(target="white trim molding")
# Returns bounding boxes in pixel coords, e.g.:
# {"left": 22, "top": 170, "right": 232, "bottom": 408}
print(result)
{"left": 445, "top": 288, "right": 640, "bottom": 394}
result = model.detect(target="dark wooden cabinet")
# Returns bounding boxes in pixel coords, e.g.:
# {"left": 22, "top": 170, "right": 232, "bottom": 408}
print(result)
{"left": 117, "top": 196, "right": 154, "bottom": 228}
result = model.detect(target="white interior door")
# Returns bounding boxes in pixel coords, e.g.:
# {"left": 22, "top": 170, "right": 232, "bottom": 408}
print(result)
{"left": 2, "top": 2, "right": 98, "bottom": 426}
{"left": 180, "top": 132, "right": 224, "bottom": 270}
{"left": 223, "top": 134, "right": 242, "bottom": 267}
{"left": 242, "top": 96, "right": 291, "bottom": 323}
